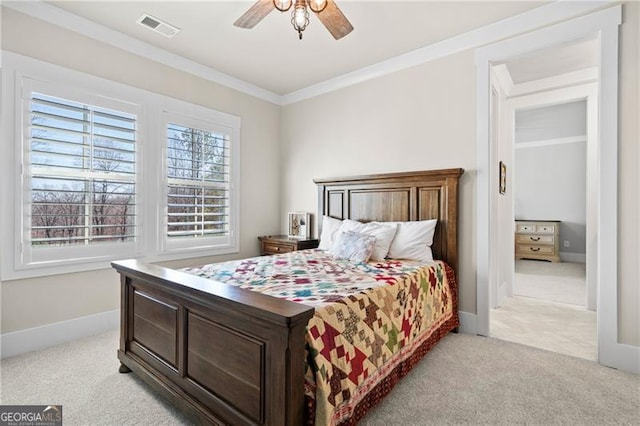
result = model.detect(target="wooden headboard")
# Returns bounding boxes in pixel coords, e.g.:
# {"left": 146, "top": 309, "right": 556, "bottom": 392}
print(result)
{"left": 314, "top": 168, "right": 464, "bottom": 272}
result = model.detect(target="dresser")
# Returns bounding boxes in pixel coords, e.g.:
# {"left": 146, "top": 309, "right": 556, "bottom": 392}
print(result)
{"left": 258, "top": 235, "right": 319, "bottom": 256}
{"left": 515, "top": 220, "right": 561, "bottom": 262}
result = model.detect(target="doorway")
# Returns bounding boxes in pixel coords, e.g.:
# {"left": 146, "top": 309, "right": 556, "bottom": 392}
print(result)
{"left": 474, "top": 6, "right": 623, "bottom": 370}
{"left": 489, "top": 70, "right": 598, "bottom": 359}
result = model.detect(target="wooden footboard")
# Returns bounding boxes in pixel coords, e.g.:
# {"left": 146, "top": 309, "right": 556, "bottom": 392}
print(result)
{"left": 112, "top": 259, "right": 314, "bottom": 425}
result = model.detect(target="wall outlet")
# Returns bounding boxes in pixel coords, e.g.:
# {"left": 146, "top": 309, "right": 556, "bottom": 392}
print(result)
{"left": 563, "top": 240, "right": 570, "bottom": 248}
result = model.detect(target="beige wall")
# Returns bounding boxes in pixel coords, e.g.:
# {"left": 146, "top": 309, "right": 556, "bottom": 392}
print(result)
{"left": 281, "top": 4, "right": 639, "bottom": 345}
{"left": 281, "top": 51, "right": 478, "bottom": 314}
{"left": 617, "top": 1, "right": 639, "bottom": 345}
{"left": 0, "top": 8, "right": 281, "bottom": 333}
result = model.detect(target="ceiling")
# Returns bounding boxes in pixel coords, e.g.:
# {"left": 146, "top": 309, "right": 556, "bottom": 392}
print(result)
{"left": 45, "top": 1, "right": 548, "bottom": 95}
{"left": 502, "top": 37, "right": 599, "bottom": 84}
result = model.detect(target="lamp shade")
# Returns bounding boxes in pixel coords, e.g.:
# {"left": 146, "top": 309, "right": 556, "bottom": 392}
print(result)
{"left": 308, "top": 0, "right": 328, "bottom": 13}
{"left": 273, "top": 0, "right": 293, "bottom": 12}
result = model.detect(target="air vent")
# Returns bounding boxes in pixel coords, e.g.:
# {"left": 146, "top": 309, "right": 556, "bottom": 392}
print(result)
{"left": 136, "top": 13, "right": 180, "bottom": 38}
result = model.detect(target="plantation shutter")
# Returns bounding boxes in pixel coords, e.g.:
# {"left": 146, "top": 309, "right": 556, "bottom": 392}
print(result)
{"left": 29, "top": 93, "right": 137, "bottom": 247}
{"left": 166, "top": 123, "right": 230, "bottom": 238}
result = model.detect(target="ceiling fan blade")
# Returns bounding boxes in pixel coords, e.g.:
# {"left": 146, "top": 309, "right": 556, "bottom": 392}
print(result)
{"left": 234, "top": 0, "right": 275, "bottom": 29}
{"left": 315, "top": 0, "right": 354, "bottom": 40}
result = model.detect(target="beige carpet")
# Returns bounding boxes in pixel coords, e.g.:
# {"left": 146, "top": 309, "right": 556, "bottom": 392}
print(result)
{"left": 514, "top": 259, "right": 586, "bottom": 306}
{"left": 491, "top": 296, "right": 597, "bottom": 361}
{"left": 492, "top": 259, "right": 596, "bottom": 361}
{"left": 2, "top": 330, "right": 638, "bottom": 425}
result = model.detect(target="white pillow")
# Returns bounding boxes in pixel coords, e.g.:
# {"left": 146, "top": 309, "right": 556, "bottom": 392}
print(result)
{"left": 386, "top": 220, "right": 438, "bottom": 263}
{"left": 332, "top": 230, "right": 376, "bottom": 263}
{"left": 332, "top": 219, "right": 398, "bottom": 261}
{"left": 318, "top": 216, "right": 343, "bottom": 250}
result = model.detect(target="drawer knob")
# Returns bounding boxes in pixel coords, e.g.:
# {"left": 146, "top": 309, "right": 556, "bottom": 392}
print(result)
{"left": 530, "top": 237, "right": 540, "bottom": 241}
{"left": 530, "top": 247, "right": 540, "bottom": 252}
{"left": 275, "top": 247, "right": 280, "bottom": 251}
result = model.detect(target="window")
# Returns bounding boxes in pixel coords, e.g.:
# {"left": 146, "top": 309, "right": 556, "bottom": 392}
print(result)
{"left": 15, "top": 77, "right": 139, "bottom": 275}
{"left": 29, "top": 93, "right": 137, "bottom": 247}
{"left": 1, "top": 53, "right": 240, "bottom": 279}
{"left": 167, "top": 124, "right": 229, "bottom": 238}
{"left": 19, "top": 80, "right": 140, "bottom": 270}
{"left": 162, "top": 113, "right": 238, "bottom": 253}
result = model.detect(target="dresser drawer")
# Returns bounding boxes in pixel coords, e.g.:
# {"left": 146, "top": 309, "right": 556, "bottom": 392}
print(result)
{"left": 516, "top": 234, "right": 554, "bottom": 244}
{"left": 262, "top": 242, "right": 294, "bottom": 255}
{"left": 516, "top": 244, "right": 555, "bottom": 255}
{"left": 516, "top": 224, "right": 535, "bottom": 233}
{"left": 535, "top": 224, "right": 556, "bottom": 234}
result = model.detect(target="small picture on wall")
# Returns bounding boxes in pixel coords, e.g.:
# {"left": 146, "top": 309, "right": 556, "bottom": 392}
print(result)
{"left": 499, "top": 161, "right": 507, "bottom": 195}
{"left": 288, "top": 212, "right": 311, "bottom": 239}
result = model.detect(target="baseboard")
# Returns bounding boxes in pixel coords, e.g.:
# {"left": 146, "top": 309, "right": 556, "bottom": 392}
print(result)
{"left": 1, "top": 309, "right": 119, "bottom": 359}
{"left": 560, "top": 252, "right": 586, "bottom": 263}
{"left": 458, "top": 311, "right": 477, "bottom": 335}
{"left": 600, "top": 340, "right": 640, "bottom": 375}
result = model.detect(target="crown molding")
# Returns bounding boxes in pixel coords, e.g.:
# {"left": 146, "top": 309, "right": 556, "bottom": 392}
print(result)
{"left": 281, "top": 1, "right": 613, "bottom": 105}
{"left": 4, "top": 0, "right": 614, "bottom": 107}
{"left": 3, "top": 0, "right": 282, "bottom": 105}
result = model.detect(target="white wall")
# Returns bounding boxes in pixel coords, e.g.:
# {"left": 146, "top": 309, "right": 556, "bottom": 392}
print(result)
{"left": 515, "top": 142, "right": 587, "bottom": 255}
{"left": 0, "top": 8, "right": 282, "bottom": 334}
{"left": 515, "top": 101, "right": 586, "bottom": 142}
{"left": 514, "top": 101, "right": 587, "bottom": 256}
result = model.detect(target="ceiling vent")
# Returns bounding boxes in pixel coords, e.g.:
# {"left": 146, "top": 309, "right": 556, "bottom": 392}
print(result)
{"left": 136, "top": 13, "right": 180, "bottom": 38}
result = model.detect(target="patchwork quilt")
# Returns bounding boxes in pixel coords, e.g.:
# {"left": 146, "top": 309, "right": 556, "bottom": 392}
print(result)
{"left": 182, "top": 249, "right": 459, "bottom": 425}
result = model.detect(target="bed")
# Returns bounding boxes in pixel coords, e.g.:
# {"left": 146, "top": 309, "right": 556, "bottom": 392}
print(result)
{"left": 112, "top": 168, "right": 463, "bottom": 425}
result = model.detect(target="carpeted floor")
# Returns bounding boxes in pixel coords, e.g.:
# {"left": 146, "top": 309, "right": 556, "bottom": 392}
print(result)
{"left": 491, "top": 296, "right": 597, "bottom": 361}
{"left": 1, "top": 330, "right": 638, "bottom": 425}
{"left": 491, "top": 259, "right": 596, "bottom": 361}
{"left": 514, "top": 259, "right": 586, "bottom": 306}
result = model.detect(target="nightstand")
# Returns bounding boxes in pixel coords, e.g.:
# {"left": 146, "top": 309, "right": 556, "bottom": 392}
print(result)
{"left": 258, "top": 235, "right": 319, "bottom": 256}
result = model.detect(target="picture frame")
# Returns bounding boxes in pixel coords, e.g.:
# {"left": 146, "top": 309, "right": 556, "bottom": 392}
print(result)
{"left": 499, "top": 161, "right": 507, "bottom": 195}
{"left": 288, "top": 212, "right": 311, "bottom": 239}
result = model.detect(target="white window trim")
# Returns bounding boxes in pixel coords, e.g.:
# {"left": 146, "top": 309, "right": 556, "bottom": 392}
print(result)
{"left": 1, "top": 51, "right": 241, "bottom": 280}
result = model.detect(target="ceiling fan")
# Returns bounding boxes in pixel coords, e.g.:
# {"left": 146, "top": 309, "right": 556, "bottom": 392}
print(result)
{"left": 234, "top": 0, "right": 354, "bottom": 40}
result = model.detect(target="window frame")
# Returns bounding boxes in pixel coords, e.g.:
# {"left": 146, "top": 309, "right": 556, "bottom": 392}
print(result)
{"left": 1, "top": 52, "right": 241, "bottom": 280}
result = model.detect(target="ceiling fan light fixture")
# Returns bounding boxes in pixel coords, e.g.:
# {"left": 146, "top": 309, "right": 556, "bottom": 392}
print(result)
{"left": 291, "top": 2, "right": 310, "bottom": 39}
{"left": 234, "top": 0, "right": 353, "bottom": 41}
{"left": 273, "top": 0, "right": 292, "bottom": 12}
{"left": 308, "top": 0, "right": 328, "bottom": 13}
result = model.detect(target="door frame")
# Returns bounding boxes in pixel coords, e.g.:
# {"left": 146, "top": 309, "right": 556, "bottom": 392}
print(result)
{"left": 506, "top": 83, "right": 598, "bottom": 312}
{"left": 488, "top": 66, "right": 515, "bottom": 310}
{"left": 474, "top": 5, "right": 638, "bottom": 372}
